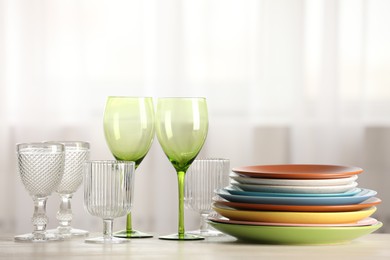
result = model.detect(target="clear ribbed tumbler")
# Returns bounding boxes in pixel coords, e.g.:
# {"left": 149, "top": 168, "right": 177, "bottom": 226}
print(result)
{"left": 185, "top": 158, "right": 230, "bottom": 236}
{"left": 83, "top": 161, "right": 135, "bottom": 244}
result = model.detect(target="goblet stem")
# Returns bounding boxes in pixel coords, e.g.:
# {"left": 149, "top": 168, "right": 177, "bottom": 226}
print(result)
{"left": 199, "top": 212, "right": 209, "bottom": 234}
{"left": 177, "top": 171, "right": 186, "bottom": 239}
{"left": 32, "top": 197, "right": 49, "bottom": 240}
{"left": 57, "top": 194, "right": 72, "bottom": 234}
{"left": 103, "top": 219, "right": 114, "bottom": 241}
{"left": 126, "top": 213, "right": 133, "bottom": 234}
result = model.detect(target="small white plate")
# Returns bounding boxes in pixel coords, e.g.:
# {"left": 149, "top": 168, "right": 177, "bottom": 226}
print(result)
{"left": 230, "top": 173, "right": 358, "bottom": 186}
{"left": 231, "top": 181, "right": 358, "bottom": 194}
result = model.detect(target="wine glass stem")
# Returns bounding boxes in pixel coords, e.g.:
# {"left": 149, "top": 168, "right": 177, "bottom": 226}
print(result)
{"left": 126, "top": 213, "right": 133, "bottom": 233}
{"left": 200, "top": 212, "right": 209, "bottom": 234}
{"left": 177, "top": 170, "right": 186, "bottom": 239}
{"left": 103, "top": 219, "right": 114, "bottom": 240}
{"left": 32, "top": 197, "right": 49, "bottom": 239}
{"left": 57, "top": 194, "right": 73, "bottom": 231}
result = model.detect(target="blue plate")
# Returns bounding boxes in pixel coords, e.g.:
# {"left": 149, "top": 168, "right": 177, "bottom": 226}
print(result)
{"left": 216, "top": 188, "right": 377, "bottom": 206}
{"left": 225, "top": 186, "right": 361, "bottom": 197}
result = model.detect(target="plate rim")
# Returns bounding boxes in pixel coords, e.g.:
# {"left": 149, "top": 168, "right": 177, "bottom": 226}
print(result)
{"left": 208, "top": 214, "right": 379, "bottom": 227}
{"left": 212, "top": 203, "right": 377, "bottom": 225}
{"left": 230, "top": 173, "right": 359, "bottom": 186}
{"left": 232, "top": 164, "right": 363, "bottom": 179}
{"left": 207, "top": 220, "right": 383, "bottom": 244}
{"left": 215, "top": 188, "right": 378, "bottom": 205}
{"left": 225, "top": 186, "right": 362, "bottom": 197}
{"left": 231, "top": 181, "right": 359, "bottom": 194}
{"left": 212, "top": 196, "right": 382, "bottom": 212}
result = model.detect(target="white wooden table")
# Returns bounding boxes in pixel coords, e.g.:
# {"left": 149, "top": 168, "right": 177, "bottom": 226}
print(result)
{"left": 1, "top": 233, "right": 389, "bottom": 260}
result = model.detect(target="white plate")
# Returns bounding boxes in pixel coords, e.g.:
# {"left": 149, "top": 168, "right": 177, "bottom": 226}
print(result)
{"left": 230, "top": 172, "right": 358, "bottom": 186}
{"left": 231, "top": 181, "right": 358, "bottom": 194}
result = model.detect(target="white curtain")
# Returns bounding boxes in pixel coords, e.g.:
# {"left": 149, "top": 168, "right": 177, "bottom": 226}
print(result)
{"left": 1, "top": 0, "right": 390, "bottom": 234}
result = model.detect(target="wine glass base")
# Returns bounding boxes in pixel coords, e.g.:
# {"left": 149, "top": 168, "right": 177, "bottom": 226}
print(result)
{"left": 85, "top": 236, "right": 130, "bottom": 244}
{"left": 114, "top": 229, "right": 153, "bottom": 238}
{"left": 47, "top": 227, "right": 89, "bottom": 238}
{"left": 187, "top": 229, "right": 225, "bottom": 237}
{"left": 159, "top": 233, "right": 205, "bottom": 241}
{"left": 14, "top": 232, "right": 64, "bottom": 243}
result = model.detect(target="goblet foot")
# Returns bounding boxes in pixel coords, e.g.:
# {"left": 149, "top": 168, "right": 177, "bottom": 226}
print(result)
{"left": 114, "top": 229, "right": 153, "bottom": 238}
{"left": 187, "top": 229, "right": 224, "bottom": 237}
{"left": 14, "top": 232, "right": 64, "bottom": 243}
{"left": 47, "top": 227, "right": 89, "bottom": 239}
{"left": 85, "top": 236, "right": 130, "bottom": 244}
{"left": 68, "top": 228, "right": 89, "bottom": 236}
{"left": 159, "top": 233, "right": 204, "bottom": 241}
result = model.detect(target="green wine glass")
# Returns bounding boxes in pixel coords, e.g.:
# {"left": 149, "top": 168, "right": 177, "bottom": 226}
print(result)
{"left": 103, "top": 96, "right": 155, "bottom": 238}
{"left": 155, "top": 97, "right": 209, "bottom": 240}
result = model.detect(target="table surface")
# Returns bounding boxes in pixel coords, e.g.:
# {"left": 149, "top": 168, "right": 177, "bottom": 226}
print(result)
{"left": 1, "top": 233, "right": 389, "bottom": 260}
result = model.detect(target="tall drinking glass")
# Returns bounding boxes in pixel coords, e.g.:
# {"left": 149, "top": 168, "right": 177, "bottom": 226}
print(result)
{"left": 103, "top": 96, "right": 155, "bottom": 238}
{"left": 84, "top": 161, "right": 135, "bottom": 244}
{"left": 46, "top": 141, "right": 90, "bottom": 238}
{"left": 155, "top": 97, "right": 209, "bottom": 240}
{"left": 15, "top": 142, "right": 65, "bottom": 242}
{"left": 185, "top": 158, "right": 230, "bottom": 236}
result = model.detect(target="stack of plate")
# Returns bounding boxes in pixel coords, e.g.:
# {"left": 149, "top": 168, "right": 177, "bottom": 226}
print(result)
{"left": 209, "top": 164, "right": 383, "bottom": 245}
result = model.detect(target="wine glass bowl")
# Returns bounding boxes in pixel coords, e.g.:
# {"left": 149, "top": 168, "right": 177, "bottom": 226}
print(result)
{"left": 155, "top": 97, "right": 209, "bottom": 240}
{"left": 103, "top": 96, "right": 155, "bottom": 238}
{"left": 83, "top": 160, "right": 135, "bottom": 244}
{"left": 15, "top": 142, "right": 65, "bottom": 242}
{"left": 46, "top": 141, "right": 90, "bottom": 238}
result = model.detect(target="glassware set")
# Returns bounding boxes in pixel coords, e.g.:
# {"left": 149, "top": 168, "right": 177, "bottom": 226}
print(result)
{"left": 15, "top": 97, "right": 227, "bottom": 243}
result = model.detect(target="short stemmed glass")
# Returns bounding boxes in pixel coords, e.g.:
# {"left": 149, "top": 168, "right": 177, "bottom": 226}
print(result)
{"left": 83, "top": 160, "right": 135, "bottom": 244}
{"left": 103, "top": 96, "right": 155, "bottom": 238}
{"left": 15, "top": 142, "right": 65, "bottom": 242}
{"left": 46, "top": 141, "right": 90, "bottom": 238}
{"left": 155, "top": 97, "right": 209, "bottom": 240}
{"left": 185, "top": 158, "right": 230, "bottom": 237}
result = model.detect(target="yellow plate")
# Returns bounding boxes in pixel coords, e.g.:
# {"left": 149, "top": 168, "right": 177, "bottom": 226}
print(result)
{"left": 212, "top": 204, "right": 376, "bottom": 224}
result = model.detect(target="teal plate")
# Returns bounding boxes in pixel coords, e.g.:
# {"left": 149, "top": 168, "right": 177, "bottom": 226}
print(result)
{"left": 208, "top": 220, "right": 382, "bottom": 245}
{"left": 225, "top": 186, "right": 361, "bottom": 197}
{"left": 216, "top": 188, "right": 377, "bottom": 205}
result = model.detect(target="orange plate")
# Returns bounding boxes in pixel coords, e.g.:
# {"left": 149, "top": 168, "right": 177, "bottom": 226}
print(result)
{"left": 232, "top": 164, "right": 363, "bottom": 179}
{"left": 212, "top": 196, "right": 381, "bottom": 212}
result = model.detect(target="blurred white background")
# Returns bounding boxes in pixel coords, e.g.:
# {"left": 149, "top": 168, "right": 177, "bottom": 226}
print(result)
{"left": 1, "top": 0, "right": 390, "bottom": 235}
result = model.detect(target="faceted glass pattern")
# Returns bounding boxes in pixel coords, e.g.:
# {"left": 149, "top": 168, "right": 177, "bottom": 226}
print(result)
{"left": 15, "top": 143, "right": 64, "bottom": 242}
{"left": 46, "top": 141, "right": 90, "bottom": 238}
{"left": 18, "top": 149, "right": 64, "bottom": 197}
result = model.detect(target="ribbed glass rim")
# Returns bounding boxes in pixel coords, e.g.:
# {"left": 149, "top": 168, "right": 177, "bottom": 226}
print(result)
{"left": 84, "top": 160, "right": 135, "bottom": 166}
{"left": 156, "top": 97, "right": 206, "bottom": 100}
{"left": 193, "top": 158, "right": 230, "bottom": 162}
{"left": 106, "top": 96, "right": 153, "bottom": 99}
